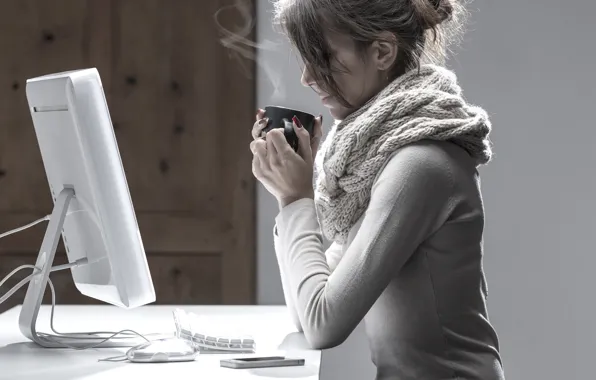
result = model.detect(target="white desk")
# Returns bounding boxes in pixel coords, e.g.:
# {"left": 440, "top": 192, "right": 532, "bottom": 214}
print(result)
{"left": 0, "top": 305, "right": 321, "bottom": 380}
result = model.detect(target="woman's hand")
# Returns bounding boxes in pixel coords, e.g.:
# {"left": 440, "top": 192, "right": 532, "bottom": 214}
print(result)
{"left": 251, "top": 109, "right": 269, "bottom": 139}
{"left": 251, "top": 109, "right": 323, "bottom": 162}
{"left": 250, "top": 112, "right": 323, "bottom": 208}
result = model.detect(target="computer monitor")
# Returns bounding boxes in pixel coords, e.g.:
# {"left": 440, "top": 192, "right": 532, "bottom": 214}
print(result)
{"left": 18, "top": 68, "right": 156, "bottom": 348}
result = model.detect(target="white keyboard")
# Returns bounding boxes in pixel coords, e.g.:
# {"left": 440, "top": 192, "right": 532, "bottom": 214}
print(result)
{"left": 173, "top": 309, "right": 256, "bottom": 353}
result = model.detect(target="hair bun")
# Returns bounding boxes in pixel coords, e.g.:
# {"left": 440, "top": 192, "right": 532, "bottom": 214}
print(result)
{"left": 431, "top": 0, "right": 454, "bottom": 22}
{"left": 412, "top": 0, "right": 454, "bottom": 30}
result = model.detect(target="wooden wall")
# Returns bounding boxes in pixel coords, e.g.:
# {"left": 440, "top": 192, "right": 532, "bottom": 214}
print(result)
{"left": 0, "top": 0, "right": 256, "bottom": 313}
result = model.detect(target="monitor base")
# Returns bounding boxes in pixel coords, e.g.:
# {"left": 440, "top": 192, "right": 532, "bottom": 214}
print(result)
{"left": 16, "top": 187, "right": 161, "bottom": 349}
{"left": 18, "top": 187, "right": 74, "bottom": 348}
{"left": 33, "top": 334, "right": 149, "bottom": 349}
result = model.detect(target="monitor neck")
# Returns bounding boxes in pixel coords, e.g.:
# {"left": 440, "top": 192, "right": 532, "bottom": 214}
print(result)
{"left": 18, "top": 187, "right": 74, "bottom": 347}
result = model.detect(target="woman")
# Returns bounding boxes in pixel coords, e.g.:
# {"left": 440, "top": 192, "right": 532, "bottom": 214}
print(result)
{"left": 250, "top": 0, "right": 504, "bottom": 379}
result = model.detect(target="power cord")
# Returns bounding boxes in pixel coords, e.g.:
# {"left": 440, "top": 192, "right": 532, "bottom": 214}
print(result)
{"left": 0, "top": 215, "right": 50, "bottom": 239}
{"left": 0, "top": 259, "right": 88, "bottom": 305}
{"left": 0, "top": 215, "right": 159, "bottom": 352}
{"left": 37, "top": 277, "right": 152, "bottom": 350}
{"left": 0, "top": 208, "right": 95, "bottom": 240}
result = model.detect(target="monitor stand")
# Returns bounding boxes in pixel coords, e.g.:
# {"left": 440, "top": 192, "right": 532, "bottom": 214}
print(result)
{"left": 18, "top": 187, "right": 146, "bottom": 348}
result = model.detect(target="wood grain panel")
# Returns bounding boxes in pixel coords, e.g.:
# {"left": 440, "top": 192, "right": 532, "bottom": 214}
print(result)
{"left": 0, "top": 213, "right": 227, "bottom": 254}
{"left": 0, "top": 0, "right": 256, "bottom": 306}
{"left": 149, "top": 254, "right": 222, "bottom": 305}
{"left": 109, "top": 0, "right": 222, "bottom": 216}
{"left": 215, "top": 0, "right": 257, "bottom": 304}
{"left": 0, "top": 253, "right": 222, "bottom": 314}
{"left": 0, "top": 0, "right": 89, "bottom": 213}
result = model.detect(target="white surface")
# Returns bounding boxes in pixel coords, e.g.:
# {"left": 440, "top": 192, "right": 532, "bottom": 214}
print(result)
{"left": 0, "top": 305, "right": 320, "bottom": 380}
{"left": 26, "top": 68, "right": 154, "bottom": 309}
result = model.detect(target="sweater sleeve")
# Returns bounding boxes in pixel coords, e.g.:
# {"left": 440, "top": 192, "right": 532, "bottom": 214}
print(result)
{"left": 275, "top": 144, "right": 455, "bottom": 349}
{"left": 324, "top": 242, "right": 343, "bottom": 272}
{"left": 273, "top": 227, "right": 343, "bottom": 333}
{"left": 273, "top": 226, "right": 303, "bottom": 332}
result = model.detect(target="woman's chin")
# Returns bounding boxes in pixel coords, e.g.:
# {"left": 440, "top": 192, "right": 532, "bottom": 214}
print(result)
{"left": 328, "top": 106, "right": 351, "bottom": 121}
{"left": 321, "top": 98, "right": 352, "bottom": 120}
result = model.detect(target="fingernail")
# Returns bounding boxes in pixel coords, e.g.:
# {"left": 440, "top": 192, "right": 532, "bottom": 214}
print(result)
{"left": 292, "top": 116, "right": 303, "bottom": 128}
{"left": 258, "top": 108, "right": 265, "bottom": 114}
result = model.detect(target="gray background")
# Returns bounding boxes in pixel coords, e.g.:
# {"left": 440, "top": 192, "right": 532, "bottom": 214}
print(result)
{"left": 256, "top": 0, "right": 596, "bottom": 379}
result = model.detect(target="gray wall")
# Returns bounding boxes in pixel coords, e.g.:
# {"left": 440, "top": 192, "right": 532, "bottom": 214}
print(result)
{"left": 256, "top": 1, "right": 596, "bottom": 379}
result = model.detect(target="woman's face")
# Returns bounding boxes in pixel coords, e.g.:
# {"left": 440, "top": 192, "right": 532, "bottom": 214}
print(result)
{"left": 301, "top": 31, "right": 395, "bottom": 120}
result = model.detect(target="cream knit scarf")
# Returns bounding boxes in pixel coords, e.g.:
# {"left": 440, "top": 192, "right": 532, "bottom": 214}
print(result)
{"left": 314, "top": 64, "right": 492, "bottom": 244}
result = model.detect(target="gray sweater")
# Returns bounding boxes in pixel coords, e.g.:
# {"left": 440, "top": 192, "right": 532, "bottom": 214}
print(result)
{"left": 273, "top": 140, "right": 505, "bottom": 380}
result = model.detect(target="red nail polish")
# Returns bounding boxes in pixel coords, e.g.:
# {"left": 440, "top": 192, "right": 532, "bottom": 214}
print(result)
{"left": 292, "top": 116, "right": 303, "bottom": 128}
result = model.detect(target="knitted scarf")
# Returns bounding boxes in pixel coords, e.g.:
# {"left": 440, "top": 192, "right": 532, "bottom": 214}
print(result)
{"left": 314, "top": 64, "right": 492, "bottom": 244}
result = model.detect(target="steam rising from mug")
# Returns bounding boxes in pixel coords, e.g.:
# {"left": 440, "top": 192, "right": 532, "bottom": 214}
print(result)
{"left": 214, "top": 0, "right": 286, "bottom": 103}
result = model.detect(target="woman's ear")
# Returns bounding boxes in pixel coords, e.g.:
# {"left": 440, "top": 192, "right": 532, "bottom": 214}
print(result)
{"left": 371, "top": 32, "right": 398, "bottom": 71}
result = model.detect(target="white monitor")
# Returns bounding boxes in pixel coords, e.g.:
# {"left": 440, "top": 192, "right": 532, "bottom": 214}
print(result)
{"left": 18, "top": 68, "right": 156, "bottom": 347}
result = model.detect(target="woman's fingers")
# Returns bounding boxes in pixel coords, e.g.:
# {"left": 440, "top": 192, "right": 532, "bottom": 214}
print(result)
{"left": 252, "top": 109, "right": 268, "bottom": 140}
{"left": 268, "top": 128, "right": 294, "bottom": 157}
{"left": 292, "top": 117, "right": 312, "bottom": 163}
{"left": 310, "top": 115, "right": 323, "bottom": 159}
{"left": 268, "top": 129, "right": 286, "bottom": 170}
{"left": 251, "top": 117, "right": 269, "bottom": 140}
{"left": 249, "top": 139, "right": 258, "bottom": 154}
{"left": 252, "top": 138, "right": 269, "bottom": 171}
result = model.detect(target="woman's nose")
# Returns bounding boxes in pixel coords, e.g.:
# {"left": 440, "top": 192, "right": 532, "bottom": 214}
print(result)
{"left": 300, "top": 65, "right": 314, "bottom": 88}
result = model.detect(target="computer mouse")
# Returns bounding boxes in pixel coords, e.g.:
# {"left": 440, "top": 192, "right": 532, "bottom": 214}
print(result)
{"left": 126, "top": 338, "right": 198, "bottom": 363}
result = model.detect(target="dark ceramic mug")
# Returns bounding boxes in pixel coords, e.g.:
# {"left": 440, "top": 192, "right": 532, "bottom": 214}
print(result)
{"left": 261, "top": 106, "right": 316, "bottom": 152}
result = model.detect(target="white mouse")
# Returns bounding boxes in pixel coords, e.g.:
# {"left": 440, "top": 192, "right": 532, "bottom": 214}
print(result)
{"left": 126, "top": 338, "right": 198, "bottom": 363}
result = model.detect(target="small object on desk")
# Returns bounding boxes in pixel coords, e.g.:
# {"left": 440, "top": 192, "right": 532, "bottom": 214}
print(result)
{"left": 126, "top": 338, "right": 198, "bottom": 363}
{"left": 220, "top": 356, "right": 305, "bottom": 369}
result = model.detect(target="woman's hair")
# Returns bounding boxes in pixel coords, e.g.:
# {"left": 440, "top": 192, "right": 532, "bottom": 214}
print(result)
{"left": 273, "top": 0, "right": 469, "bottom": 107}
